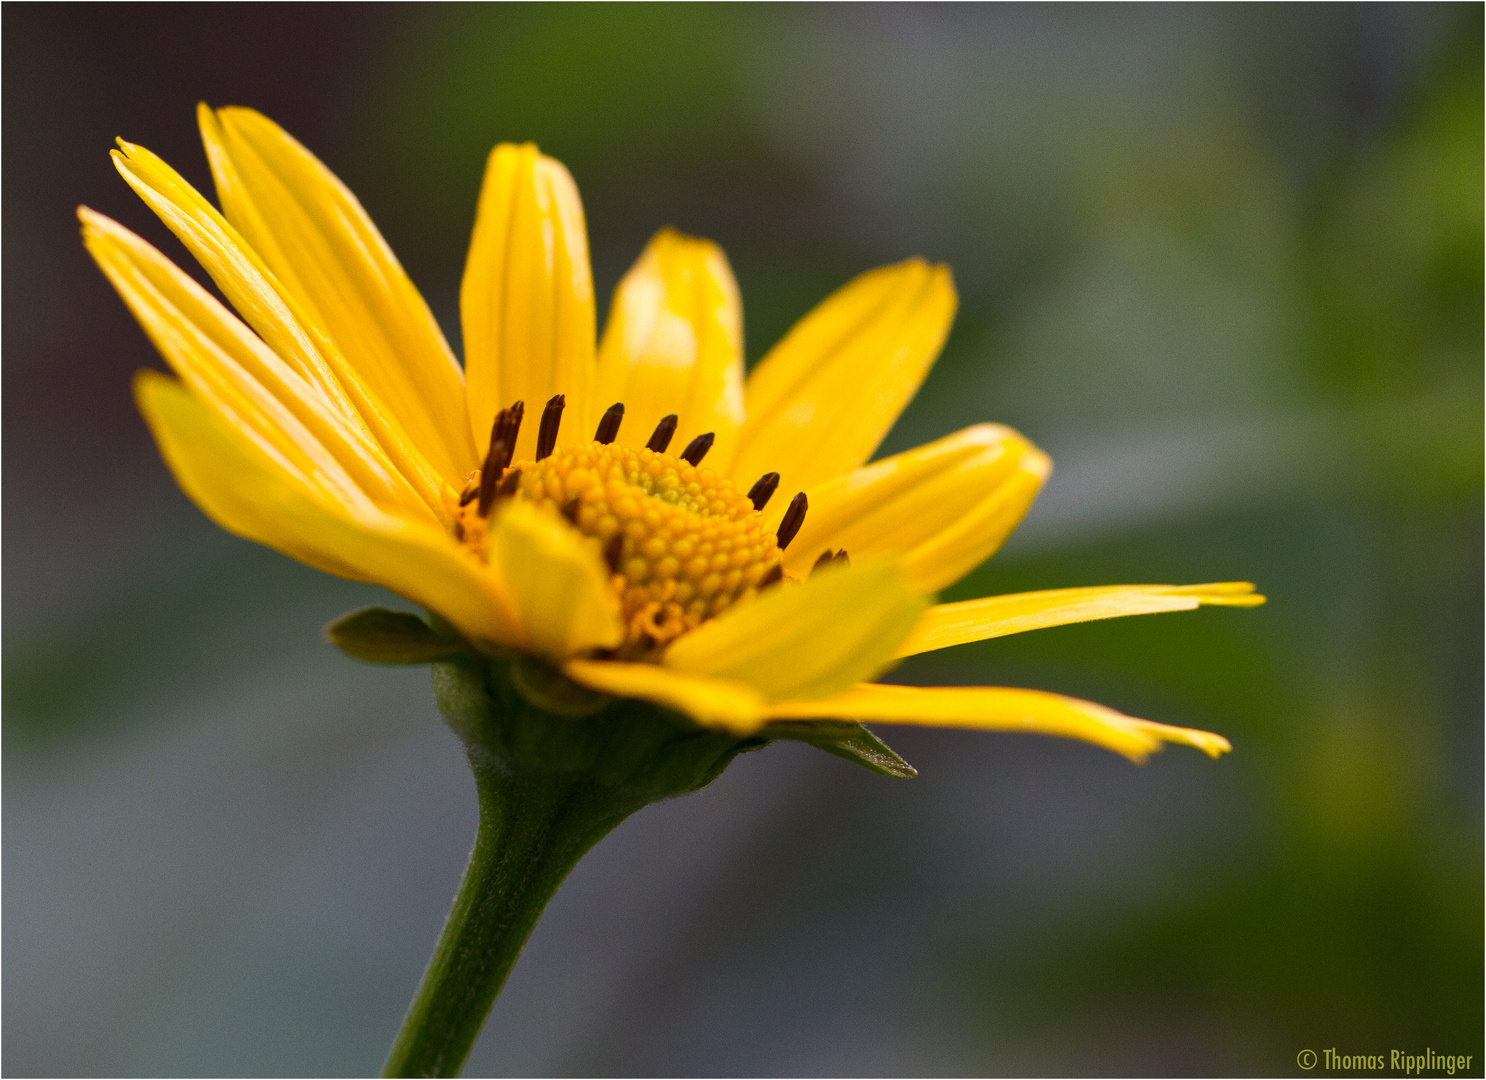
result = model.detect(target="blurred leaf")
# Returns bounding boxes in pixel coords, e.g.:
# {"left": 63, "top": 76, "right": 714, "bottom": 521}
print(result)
{"left": 2, "top": 540, "right": 385, "bottom": 745}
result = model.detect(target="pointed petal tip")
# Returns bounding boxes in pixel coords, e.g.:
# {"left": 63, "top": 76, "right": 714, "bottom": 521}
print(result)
{"left": 1184, "top": 581, "right": 1266, "bottom": 607}
{"left": 1135, "top": 723, "right": 1233, "bottom": 761}
{"left": 130, "top": 365, "right": 177, "bottom": 402}
{"left": 1204, "top": 733, "right": 1234, "bottom": 757}
{"left": 1216, "top": 593, "right": 1266, "bottom": 608}
{"left": 931, "top": 260, "right": 956, "bottom": 301}
{"left": 76, "top": 206, "right": 139, "bottom": 249}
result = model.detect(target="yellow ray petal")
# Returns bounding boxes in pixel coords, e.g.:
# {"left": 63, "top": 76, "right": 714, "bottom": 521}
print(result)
{"left": 199, "top": 105, "right": 476, "bottom": 483}
{"left": 484, "top": 501, "right": 623, "bottom": 661}
{"left": 594, "top": 228, "right": 745, "bottom": 462}
{"left": 83, "top": 208, "right": 391, "bottom": 517}
{"left": 762, "top": 684, "right": 1232, "bottom": 763}
{"left": 730, "top": 259, "right": 955, "bottom": 493}
{"left": 896, "top": 582, "right": 1266, "bottom": 658}
{"left": 773, "top": 424, "right": 1051, "bottom": 590}
{"left": 891, "top": 461, "right": 1047, "bottom": 592}
{"left": 662, "top": 560, "right": 928, "bottom": 702}
{"left": 135, "top": 371, "right": 520, "bottom": 648}
{"left": 110, "top": 139, "right": 449, "bottom": 522}
{"left": 564, "top": 660, "right": 766, "bottom": 735}
{"left": 462, "top": 143, "right": 596, "bottom": 462}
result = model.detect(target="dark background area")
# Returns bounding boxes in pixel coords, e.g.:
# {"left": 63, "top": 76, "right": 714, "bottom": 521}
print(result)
{"left": 4, "top": 4, "right": 1481, "bottom": 1075}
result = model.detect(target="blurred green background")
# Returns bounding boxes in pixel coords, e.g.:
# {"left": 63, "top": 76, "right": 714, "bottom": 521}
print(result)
{"left": 4, "top": 4, "right": 1481, "bottom": 1075}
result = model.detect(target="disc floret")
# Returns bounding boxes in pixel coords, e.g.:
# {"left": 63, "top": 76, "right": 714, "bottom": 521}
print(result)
{"left": 524, "top": 442, "right": 781, "bottom": 646}
{"left": 452, "top": 431, "right": 785, "bottom": 653}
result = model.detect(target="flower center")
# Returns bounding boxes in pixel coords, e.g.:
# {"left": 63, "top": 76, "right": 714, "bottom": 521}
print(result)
{"left": 451, "top": 397, "right": 806, "bottom": 657}
{"left": 522, "top": 442, "right": 781, "bottom": 646}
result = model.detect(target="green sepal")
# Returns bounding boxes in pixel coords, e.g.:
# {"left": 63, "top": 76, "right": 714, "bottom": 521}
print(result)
{"left": 325, "top": 607, "right": 466, "bottom": 664}
{"left": 431, "top": 652, "right": 762, "bottom": 796}
{"left": 767, "top": 720, "right": 918, "bottom": 778}
{"left": 508, "top": 653, "right": 612, "bottom": 717}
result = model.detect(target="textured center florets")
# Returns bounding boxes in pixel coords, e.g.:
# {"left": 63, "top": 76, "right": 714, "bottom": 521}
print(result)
{"left": 467, "top": 441, "right": 783, "bottom": 651}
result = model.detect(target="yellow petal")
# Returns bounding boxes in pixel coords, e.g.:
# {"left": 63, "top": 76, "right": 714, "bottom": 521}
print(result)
{"left": 594, "top": 228, "right": 745, "bottom": 462}
{"left": 135, "top": 371, "right": 520, "bottom": 648}
{"left": 896, "top": 582, "right": 1266, "bottom": 658}
{"left": 484, "top": 501, "right": 623, "bottom": 661}
{"left": 564, "top": 660, "right": 766, "bottom": 735}
{"left": 773, "top": 424, "right": 1051, "bottom": 590}
{"left": 763, "top": 684, "right": 1232, "bottom": 763}
{"left": 199, "top": 105, "right": 476, "bottom": 484}
{"left": 663, "top": 560, "right": 928, "bottom": 702}
{"left": 83, "top": 208, "right": 391, "bottom": 517}
{"left": 110, "top": 139, "right": 449, "bottom": 521}
{"left": 462, "top": 144, "right": 596, "bottom": 462}
{"left": 730, "top": 259, "right": 956, "bottom": 493}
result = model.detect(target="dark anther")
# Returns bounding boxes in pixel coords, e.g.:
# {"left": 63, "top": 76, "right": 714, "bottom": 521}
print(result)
{"left": 679, "top": 432, "right": 715, "bottom": 466}
{"left": 477, "top": 438, "right": 506, "bottom": 515}
{"left": 560, "top": 497, "right": 581, "bottom": 524}
{"left": 504, "top": 400, "right": 525, "bottom": 448}
{"left": 458, "top": 478, "right": 479, "bottom": 507}
{"left": 776, "top": 492, "right": 808, "bottom": 550}
{"left": 759, "top": 564, "right": 784, "bottom": 589}
{"left": 536, "top": 394, "right": 566, "bottom": 460}
{"left": 487, "top": 401, "right": 524, "bottom": 469}
{"left": 646, "top": 414, "right": 678, "bottom": 453}
{"left": 497, "top": 468, "right": 521, "bottom": 499}
{"left": 594, "top": 402, "right": 624, "bottom": 444}
{"left": 747, "top": 472, "right": 780, "bottom": 511}
{"left": 603, "top": 534, "right": 624, "bottom": 574}
{"left": 811, "top": 548, "right": 850, "bottom": 575}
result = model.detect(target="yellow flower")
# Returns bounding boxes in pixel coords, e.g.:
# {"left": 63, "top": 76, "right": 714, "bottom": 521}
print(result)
{"left": 82, "top": 106, "right": 1262, "bottom": 762}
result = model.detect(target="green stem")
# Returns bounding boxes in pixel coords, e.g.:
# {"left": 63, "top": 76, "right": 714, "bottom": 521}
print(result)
{"left": 377, "top": 652, "right": 764, "bottom": 1077}
{"left": 382, "top": 749, "right": 633, "bottom": 1078}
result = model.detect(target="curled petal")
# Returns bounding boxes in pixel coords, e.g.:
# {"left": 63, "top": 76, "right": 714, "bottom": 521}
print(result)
{"left": 595, "top": 228, "right": 745, "bottom": 463}
{"left": 776, "top": 423, "right": 1050, "bottom": 590}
